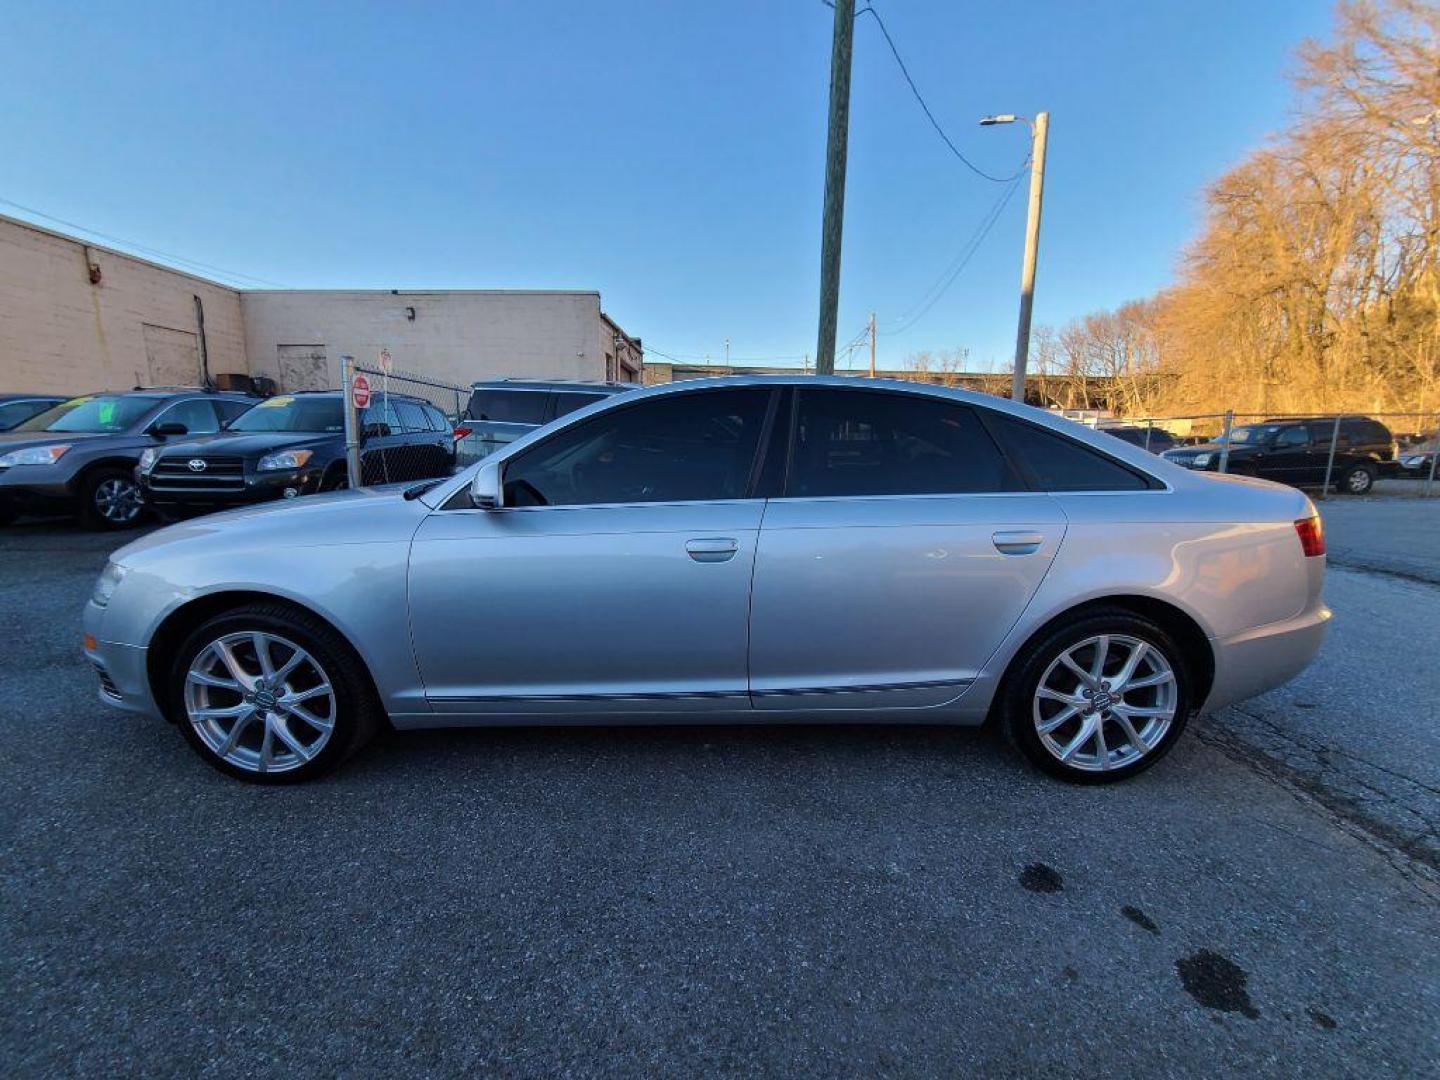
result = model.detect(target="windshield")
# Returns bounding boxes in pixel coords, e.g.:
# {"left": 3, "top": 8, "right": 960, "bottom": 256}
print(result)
{"left": 16, "top": 395, "right": 161, "bottom": 434}
{"left": 228, "top": 396, "right": 345, "bottom": 433}
{"left": 1227, "top": 424, "right": 1283, "bottom": 445}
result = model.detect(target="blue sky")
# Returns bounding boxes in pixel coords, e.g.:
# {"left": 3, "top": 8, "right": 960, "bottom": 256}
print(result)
{"left": 1, "top": 1, "right": 1332, "bottom": 371}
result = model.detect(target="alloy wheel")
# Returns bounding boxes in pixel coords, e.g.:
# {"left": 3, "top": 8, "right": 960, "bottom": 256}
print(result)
{"left": 1032, "top": 634, "right": 1177, "bottom": 773}
{"left": 1346, "top": 469, "right": 1371, "bottom": 494}
{"left": 184, "top": 631, "right": 337, "bottom": 773}
{"left": 95, "top": 477, "right": 143, "bottom": 524}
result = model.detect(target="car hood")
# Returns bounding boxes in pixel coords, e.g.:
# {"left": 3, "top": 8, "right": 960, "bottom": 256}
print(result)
{"left": 1165, "top": 441, "right": 1234, "bottom": 456}
{"left": 0, "top": 429, "right": 112, "bottom": 452}
{"left": 154, "top": 431, "right": 338, "bottom": 458}
{"left": 110, "top": 484, "right": 425, "bottom": 569}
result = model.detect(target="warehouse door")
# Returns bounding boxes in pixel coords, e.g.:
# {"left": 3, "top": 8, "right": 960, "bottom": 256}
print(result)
{"left": 277, "top": 344, "right": 328, "bottom": 391}
{"left": 142, "top": 324, "right": 200, "bottom": 388}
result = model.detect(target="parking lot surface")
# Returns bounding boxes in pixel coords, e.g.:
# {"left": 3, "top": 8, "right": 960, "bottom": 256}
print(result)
{"left": 2, "top": 510, "right": 1437, "bottom": 1077}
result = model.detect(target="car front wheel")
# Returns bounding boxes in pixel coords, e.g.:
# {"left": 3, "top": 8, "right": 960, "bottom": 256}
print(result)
{"left": 78, "top": 468, "right": 147, "bottom": 530}
{"left": 1001, "top": 610, "right": 1191, "bottom": 783}
{"left": 170, "top": 603, "right": 380, "bottom": 783}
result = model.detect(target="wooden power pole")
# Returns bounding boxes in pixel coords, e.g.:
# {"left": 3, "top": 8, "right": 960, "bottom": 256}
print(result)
{"left": 815, "top": 0, "right": 855, "bottom": 376}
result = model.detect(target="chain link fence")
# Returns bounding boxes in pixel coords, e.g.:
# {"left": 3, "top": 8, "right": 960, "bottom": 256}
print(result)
{"left": 1086, "top": 410, "right": 1440, "bottom": 499}
{"left": 340, "top": 356, "right": 468, "bottom": 488}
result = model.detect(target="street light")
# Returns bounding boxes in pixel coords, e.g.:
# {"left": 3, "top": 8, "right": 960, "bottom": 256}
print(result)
{"left": 981, "top": 111, "right": 1049, "bottom": 402}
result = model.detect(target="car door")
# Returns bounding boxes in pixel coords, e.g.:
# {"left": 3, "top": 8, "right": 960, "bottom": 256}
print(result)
{"left": 748, "top": 388, "right": 1067, "bottom": 712}
{"left": 1258, "top": 425, "right": 1313, "bottom": 485}
{"left": 392, "top": 400, "right": 449, "bottom": 480}
{"left": 407, "top": 386, "right": 778, "bottom": 715}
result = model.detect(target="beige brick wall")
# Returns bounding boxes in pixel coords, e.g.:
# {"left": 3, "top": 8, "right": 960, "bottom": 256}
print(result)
{"left": 0, "top": 215, "right": 248, "bottom": 395}
{"left": 241, "top": 290, "right": 613, "bottom": 391}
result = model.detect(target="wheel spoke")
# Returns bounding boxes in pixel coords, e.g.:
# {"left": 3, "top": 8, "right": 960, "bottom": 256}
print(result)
{"left": 1094, "top": 718, "right": 1111, "bottom": 769}
{"left": 285, "top": 702, "right": 334, "bottom": 733}
{"left": 273, "top": 648, "right": 306, "bottom": 684}
{"left": 252, "top": 633, "right": 276, "bottom": 679}
{"left": 212, "top": 640, "right": 255, "bottom": 690}
{"left": 1125, "top": 670, "right": 1174, "bottom": 691}
{"left": 1089, "top": 635, "right": 1110, "bottom": 683}
{"left": 193, "top": 703, "right": 250, "bottom": 720}
{"left": 283, "top": 683, "right": 331, "bottom": 706}
{"left": 1112, "top": 642, "right": 1149, "bottom": 689}
{"left": 1037, "top": 704, "right": 1080, "bottom": 734}
{"left": 216, "top": 710, "right": 256, "bottom": 757}
{"left": 188, "top": 669, "right": 241, "bottom": 691}
{"left": 1038, "top": 686, "right": 1083, "bottom": 707}
{"left": 1115, "top": 703, "right": 1172, "bottom": 719}
{"left": 257, "top": 721, "right": 275, "bottom": 773}
{"left": 1115, "top": 711, "right": 1150, "bottom": 754}
{"left": 1058, "top": 716, "right": 1097, "bottom": 763}
{"left": 269, "top": 714, "right": 313, "bottom": 761}
{"left": 1059, "top": 652, "right": 1096, "bottom": 690}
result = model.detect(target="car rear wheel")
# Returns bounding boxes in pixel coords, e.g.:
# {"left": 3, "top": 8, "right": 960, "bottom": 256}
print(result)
{"left": 78, "top": 468, "right": 146, "bottom": 530}
{"left": 1339, "top": 463, "right": 1375, "bottom": 495}
{"left": 170, "top": 604, "right": 381, "bottom": 783}
{"left": 1001, "top": 610, "right": 1191, "bottom": 783}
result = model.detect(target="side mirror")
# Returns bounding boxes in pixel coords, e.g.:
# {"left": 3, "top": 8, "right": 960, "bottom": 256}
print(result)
{"left": 151, "top": 421, "right": 188, "bottom": 438}
{"left": 469, "top": 460, "right": 503, "bottom": 510}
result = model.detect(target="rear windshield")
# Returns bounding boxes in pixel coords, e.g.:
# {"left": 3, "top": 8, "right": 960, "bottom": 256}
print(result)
{"left": 550, "top": 391, "right": 606, "bottom": 418}
{"left": 228, "top": 396, "right": 345, "bottom": 433}
{"left": 17, "top": 395, "right": 161, "bottom": 433}
{"left": 466, "top": 389, "right": 550, "bottom": 424}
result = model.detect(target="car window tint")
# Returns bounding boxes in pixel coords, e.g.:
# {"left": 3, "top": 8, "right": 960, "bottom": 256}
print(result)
{"left": 215, "top": 399, "right": 255, "bottom": 425}
{"left": 1275, "top": 427, "right": 1309, "bottom": 448}
{"left": 990, "top": 415, "right": 1150, "bottom": 491}
{"left": 503, "top": 389, "right": 769, "bottom": 506}
{"left": 787, "top": 389, "right": 1013, "bottom": 497}
{"left": 466, "top": 389, "right": 550, "bottom": 424}
{"left": 159, "top": 398, "right": 221, "bottom": 435}
{"left": 361, "top": 400, "right": 403, "bottom": 436}
{"left": 394, "top": 401, "right": 428, "bottom": 433}
{"left": 550, "top": 391, "right": 606, "bottom": 419}
{"left": 423, "top": 405, "right": 449, "bottom": 432}
{"left": 0, "top": 400, "right": 49, "bottom": 429}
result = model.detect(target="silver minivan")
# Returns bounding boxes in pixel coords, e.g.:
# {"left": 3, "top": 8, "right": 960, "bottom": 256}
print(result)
{"left": 454, "top": 379, "right": 637, "bottom": 465}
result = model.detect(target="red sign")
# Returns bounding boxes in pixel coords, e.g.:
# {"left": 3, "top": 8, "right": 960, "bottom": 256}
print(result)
{"left": 351, "top": 372, "right": 371, "bottom": 410}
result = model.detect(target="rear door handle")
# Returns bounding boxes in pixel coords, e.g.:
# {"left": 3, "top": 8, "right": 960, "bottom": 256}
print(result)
{"left": 993, "top": 531, "right": 1044, "bottom": 556}
{"left": 685, "top": 537, "right": 739, "bottom": 563}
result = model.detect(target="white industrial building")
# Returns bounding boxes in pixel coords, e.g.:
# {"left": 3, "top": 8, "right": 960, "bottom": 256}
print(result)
{"left": 0, "top": 213, "right": 642, "bottom": 395}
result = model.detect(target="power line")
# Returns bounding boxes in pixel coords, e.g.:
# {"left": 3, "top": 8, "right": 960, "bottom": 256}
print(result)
{"left": 880, "top": 176, "right": 1022, "bottom": 336}
{"left": 823, "top": 1, "right": 1029, "bottom": 184}
{"left": 644, "top": 345, "right": 810, "bottom": 364}
{"left": 0, "top": 196, "right": 289, "bottom": 288}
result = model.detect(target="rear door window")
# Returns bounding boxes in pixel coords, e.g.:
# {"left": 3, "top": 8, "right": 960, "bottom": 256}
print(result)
{"left": 466, "top": 389, "right": 551, "bottom": 424}
{"left": 394, "top": 401, "right": 429, "bottom": 433}
{"left": 988, "top": 415, "right": 1153, "bottom": 491}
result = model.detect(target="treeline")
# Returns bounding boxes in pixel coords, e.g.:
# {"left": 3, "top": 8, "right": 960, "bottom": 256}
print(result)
{"left": 1032, "top": 0, "right": 1439, "bottom": 420}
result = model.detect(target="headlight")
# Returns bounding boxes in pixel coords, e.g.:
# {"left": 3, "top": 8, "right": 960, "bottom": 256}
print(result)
{"left": 1193, "top": 453, "right": 1212, "bottom": 467}
{"left": 138, "top": 448, "right": 158, "bottom": 473}
{"left": 91, "top": 561, "right": 128, "bottom": 608}
{"left": 257, "top": 449, "right": 314, "bottom": 472}
{"left": 0, "top": 444, "right": 71, "bottom": 467}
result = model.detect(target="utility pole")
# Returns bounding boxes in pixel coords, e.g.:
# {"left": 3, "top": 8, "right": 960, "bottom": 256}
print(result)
{"left": 868, "top": 312, "right": 877, "bottom": 378}
{"left": 724, "top": 338, "right": 730, "bottom": 368}
{"left": 815, "top": 0, "right": 855, "bottom": 376}
{"left": 1011, "top": 111, "right": 1049, "bottom": 402}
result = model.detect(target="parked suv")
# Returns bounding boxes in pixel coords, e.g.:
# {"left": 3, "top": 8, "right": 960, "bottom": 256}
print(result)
{"left": 455, "top": 379, "right": 637, "bottom": 464}
{"left": 0, "top": 394, "right": 68, "bottom": 431}
{"left": 138, "top": 390, "right": 456, "bottom": 520}
{"left": 1162, "top": 415, "right": 1395, "bottom": 494}
{"left": 0, "top": 389, "right": 257, "bottom": 528}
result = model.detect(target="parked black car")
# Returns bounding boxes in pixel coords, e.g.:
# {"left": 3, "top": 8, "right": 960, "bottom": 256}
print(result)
{"left": 139, "top": 390, "right": 456, "bottom": 520}
{"left": 455, "top": 379, "right": 638, "bottom": 464}
{"left": 1098, "top": 425, "right": 1177, "bottom": 454}
{"left": 1162, "top": 415, "right": 1395, "bottom": 494}
{"left": 0, "top": 394, "right": 68, "bottom": 431}
{"left": 0, "top": 389, "right": 257, "bottom": 528}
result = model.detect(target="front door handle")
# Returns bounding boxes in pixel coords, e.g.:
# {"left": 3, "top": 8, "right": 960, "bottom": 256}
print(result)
{"left": 993, "top": 531, "right": 1044, "bottom": 556}
{"left": 685, "top": 537, "right": 739, "bottom": 563}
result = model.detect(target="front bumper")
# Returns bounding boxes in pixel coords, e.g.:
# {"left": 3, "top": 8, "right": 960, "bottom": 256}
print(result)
{"left": 83, "top": 600, "right": 161, "bottom": 718}
{"left": 0, "top": 465, "right": 77, "bottom": 512}
{"left": 140, "top": 465, "right": 326, "bottom": 515}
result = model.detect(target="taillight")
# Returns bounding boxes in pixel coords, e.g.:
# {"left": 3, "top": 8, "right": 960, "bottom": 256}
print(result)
{"left": 1294, "top": 515, "right": 1325, "bottom": 557}
{"left": 452, "top": 426, "right": 472, "bottom": 442}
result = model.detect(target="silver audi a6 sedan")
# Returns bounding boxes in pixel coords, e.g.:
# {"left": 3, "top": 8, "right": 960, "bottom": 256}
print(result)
{"left": 84, "top": 377, "right": 1330, "bottom": 785}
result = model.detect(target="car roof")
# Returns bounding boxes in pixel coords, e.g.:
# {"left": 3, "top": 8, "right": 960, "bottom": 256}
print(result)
{"left": 467, "top": 379, "right": 638, "bottom": 393}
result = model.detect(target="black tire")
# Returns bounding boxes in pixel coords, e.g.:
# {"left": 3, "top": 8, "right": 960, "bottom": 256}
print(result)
{"left": 169, "top": 603, "right": 382, "bottom": 784}
{"left": 77, "top": 467, "right": 148, "bottom": 530}
{"left": 1000, "top": 608, "right": 1192, "bottom": 784}
{"left": 321, "top": 466, "right": 349, "bottom": 492}
{"left": 0, "top": 506, "right": 15, "bottom": 527}
{"left": 1338, "top": 463, "right": 1375, "bottom": 495}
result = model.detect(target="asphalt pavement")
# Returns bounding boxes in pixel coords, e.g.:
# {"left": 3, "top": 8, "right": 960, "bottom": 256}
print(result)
{"left": 1, "top": 512, "right": 1437, "bottom": 1077}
